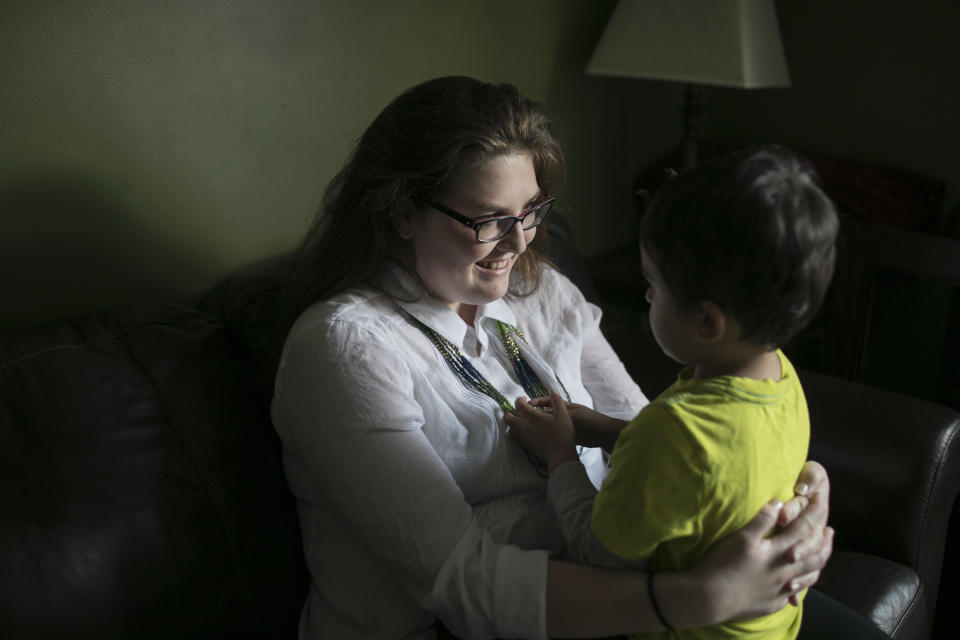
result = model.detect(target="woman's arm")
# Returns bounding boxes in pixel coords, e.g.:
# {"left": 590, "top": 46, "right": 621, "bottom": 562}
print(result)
{"left": 544, "top": 498, "right": 832, "bottom": 637}
{"left": 508, "top": 398, "right": 834, "bottom": 623}
{"left": 516, "top": 399, "right": 833, "bottom": 634}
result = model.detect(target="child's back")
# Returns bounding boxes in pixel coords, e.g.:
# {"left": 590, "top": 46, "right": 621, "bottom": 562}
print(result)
{"left": 593, "top": 350, "right": 808, "bottom": 639}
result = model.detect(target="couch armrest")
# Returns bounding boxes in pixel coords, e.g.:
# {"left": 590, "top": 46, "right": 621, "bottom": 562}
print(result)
{"left": 800, "top": 368, "right": 960, "bottom": 624}
{"left": 815, "top": 550, "right": 925, "bottom": 638}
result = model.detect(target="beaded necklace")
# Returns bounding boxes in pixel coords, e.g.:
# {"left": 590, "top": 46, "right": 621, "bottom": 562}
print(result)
{"left": 403, "top": 311, "right": 572, "bottom": 476}
{"left": 495, "top": 321, "right": 572, "bottom": 405}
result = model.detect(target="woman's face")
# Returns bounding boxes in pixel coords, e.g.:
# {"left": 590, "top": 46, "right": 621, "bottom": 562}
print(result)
{"left": 399, "top": 152, "right": 540, "bottom": 324}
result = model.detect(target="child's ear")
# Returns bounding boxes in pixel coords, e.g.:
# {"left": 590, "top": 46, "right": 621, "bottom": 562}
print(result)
{"left": 696, "top": 301, "right": 728, "bottom": 343}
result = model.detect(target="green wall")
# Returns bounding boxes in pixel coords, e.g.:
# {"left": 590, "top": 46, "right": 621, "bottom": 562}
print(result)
{"left": 3, "top": 0, "right": 958, "bottom": 332}
{"left": 0, "top": 0, "right": 621, "bottom": 331}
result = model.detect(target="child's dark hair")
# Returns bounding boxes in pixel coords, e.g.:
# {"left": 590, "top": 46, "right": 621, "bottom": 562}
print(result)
{"left": 640, "top": 145, "right": 839, "bottom": 347}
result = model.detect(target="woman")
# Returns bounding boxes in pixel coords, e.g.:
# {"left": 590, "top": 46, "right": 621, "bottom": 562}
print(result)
{"left": 272, "top": 76, "right": 832, "bottom": 639}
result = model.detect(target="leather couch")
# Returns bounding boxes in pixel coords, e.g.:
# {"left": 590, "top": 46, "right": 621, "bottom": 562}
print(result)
{"left": 1, "top": 219, "right": 958, "bottom": 639}
{"left": 0, "top": 303, "right": 308, "bottom": 639}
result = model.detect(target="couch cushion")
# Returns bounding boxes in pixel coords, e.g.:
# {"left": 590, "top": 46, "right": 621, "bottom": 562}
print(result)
{"left": 0, "top": 304, "right": 306, "bottom": 638}
{"left": 816, "top": 550, "right": 926, "bottom": 638}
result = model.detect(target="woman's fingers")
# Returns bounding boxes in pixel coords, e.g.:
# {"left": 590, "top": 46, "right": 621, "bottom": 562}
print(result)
{"left": 786, "top": 508, "right": 827, "bottom": 564}
{"left": 777, "top": 460, "right": 830, "bottom": 526}
{"left": 780, "top": 460, "right": 828, "bottom": 526}
{"left": 790, "top": 526, "right": 834, "bottom": 578}
{"left": 786, "top": 568, "right": 822, "bottom": 606}
{"left": 783, "top": 492, "right": 830, "bottom": 563}
{"left": 740, "top": 499, "right": 784, "bottom": 543}
{"left": 689, "top": 498, "right": 821, "bottom": 623}
{"left": 780, "top": 494, "right": 809, "bottom": 524}
{"left": 797, "top": 460, "right": 828, "bottom": 493}
{"left": 772, "top": 490, "right": 825, "bottom": 555}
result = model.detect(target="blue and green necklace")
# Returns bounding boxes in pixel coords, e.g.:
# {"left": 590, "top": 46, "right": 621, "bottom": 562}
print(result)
{"left": 405, "top": 312, "right": 571, "bottom": 476}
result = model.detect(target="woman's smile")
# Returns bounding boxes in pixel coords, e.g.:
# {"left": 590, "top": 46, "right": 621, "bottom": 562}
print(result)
{"left": 476, "top": 257, "right": 512, "bottom": 274}
{"left": 398, "top": 151, "right": 539, "bottom": 324}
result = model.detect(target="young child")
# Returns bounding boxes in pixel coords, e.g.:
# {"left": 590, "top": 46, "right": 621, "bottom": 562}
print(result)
{"left": 505, "top": 145, "right": 839, "bottom": 639}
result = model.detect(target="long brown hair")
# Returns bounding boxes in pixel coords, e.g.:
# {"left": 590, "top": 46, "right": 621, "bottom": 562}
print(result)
{"left": 280, "top": 76, "right": 565, "bottom": 325}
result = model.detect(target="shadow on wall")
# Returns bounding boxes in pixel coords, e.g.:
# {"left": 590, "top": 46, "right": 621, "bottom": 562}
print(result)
{"left": 0, "top": 173, "right": 197, "bottom": 333}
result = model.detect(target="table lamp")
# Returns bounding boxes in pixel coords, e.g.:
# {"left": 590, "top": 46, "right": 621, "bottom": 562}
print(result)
{"left": 586, "top": 0, "right": 791, "bottom": 170}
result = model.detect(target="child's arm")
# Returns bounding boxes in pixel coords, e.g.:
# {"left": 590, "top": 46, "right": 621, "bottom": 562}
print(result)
{"left": 548, "top": 458, "right": 648, "bottom": 570}
{"left": 521, "top": 394, "right": 629, "bottom": 453}
{"left": 505, "top": 394, "right": 647, "bottom": 570}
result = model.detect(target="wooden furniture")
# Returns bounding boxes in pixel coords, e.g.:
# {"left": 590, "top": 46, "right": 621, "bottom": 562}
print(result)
{"left": 823, "top": 219, "right": 960, "bottom": 410}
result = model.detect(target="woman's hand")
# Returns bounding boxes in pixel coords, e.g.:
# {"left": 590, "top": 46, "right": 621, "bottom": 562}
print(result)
{"left": 778, "top": 460, "right": 832, "bottom": 605}
{"left": 542, "top": 462, "right": 833, "bottom": 635}
{"left": 662, "top": 470, "right": 833, "bottom": 627}
{"left": 546, "top": 495, "right": 834, "bottom": 636}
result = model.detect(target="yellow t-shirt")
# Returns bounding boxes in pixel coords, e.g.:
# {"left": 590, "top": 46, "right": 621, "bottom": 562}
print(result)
{"left": 592, "top": 350, "right": 809, "bottom": 640}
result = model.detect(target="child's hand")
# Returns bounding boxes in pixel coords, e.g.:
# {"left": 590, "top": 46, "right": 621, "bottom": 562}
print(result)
{"left": 503, "top": 392, "right": 579, "bottom": 473}
{"left": 523, "top": 396, "right": 628, "bottom": 452}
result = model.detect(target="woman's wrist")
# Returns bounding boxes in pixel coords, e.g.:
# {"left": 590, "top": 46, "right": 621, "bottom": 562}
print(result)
{"left": 647, "top": 571, "right": 675, "bottom": 631}
{"left": 653, "top": 570, "right": 718, "bottom": 630}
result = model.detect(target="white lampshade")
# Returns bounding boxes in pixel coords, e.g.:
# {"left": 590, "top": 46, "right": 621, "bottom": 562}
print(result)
{"left": 587, "top": 0, "right": 791, "bottom": 89}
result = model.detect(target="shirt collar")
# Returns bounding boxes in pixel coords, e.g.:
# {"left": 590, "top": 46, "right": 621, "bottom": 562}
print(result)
{"left": 376, "top": 263, "right": 518, "bottom": 347}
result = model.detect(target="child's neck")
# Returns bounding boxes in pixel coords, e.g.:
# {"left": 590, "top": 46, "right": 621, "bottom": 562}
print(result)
{"left": 694, "top": 348, "right": 781, "bottom": 382}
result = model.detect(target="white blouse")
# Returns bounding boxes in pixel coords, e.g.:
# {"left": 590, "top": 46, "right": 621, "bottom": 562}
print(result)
{"left": 272, "top": 264, "right": 647, "bottom": 639}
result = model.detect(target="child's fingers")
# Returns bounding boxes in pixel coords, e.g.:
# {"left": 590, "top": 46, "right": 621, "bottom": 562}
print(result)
{"left": 504, "top": 399, "right": 531, "bottom": 432}
{"left": 513, "top": 396, "right": 542, "bottom": 422}
{"left": 549, "top": 391, "right": 570, "bottom": 420}
{"left": 527, "top": 396, "right": 553, "bottom": 409}
{"left": 514, "top": 396, "right": 541, "bottom": 417}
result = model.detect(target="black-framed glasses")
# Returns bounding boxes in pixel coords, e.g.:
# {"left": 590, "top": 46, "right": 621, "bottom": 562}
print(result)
{"left": 424, "top": 195, "right": 555, "bottom": 243}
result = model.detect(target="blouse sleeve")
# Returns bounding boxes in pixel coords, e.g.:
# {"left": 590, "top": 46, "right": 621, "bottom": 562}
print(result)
{"left": 273, "top": 315, "right": 550, "bottom": 639}
{"left": 577, "top": 301, "right": 648, "bottom": 420}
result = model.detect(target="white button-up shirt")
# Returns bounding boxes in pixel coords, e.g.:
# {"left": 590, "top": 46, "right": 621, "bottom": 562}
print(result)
{"left": 272, "top": 264, "right": 647, "bottom": 639}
